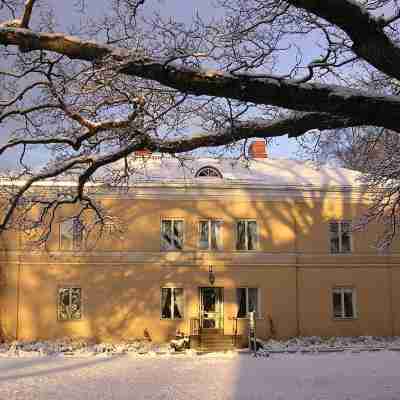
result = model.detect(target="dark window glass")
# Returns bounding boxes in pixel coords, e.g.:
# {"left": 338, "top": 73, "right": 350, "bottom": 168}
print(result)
{"left": 236, "top": 221, "right": 246, "bottom": 250}
{"left": 333, "top": 291, "right": 342, "bottom": 318}
{"left": 343, "top": 291, "right": 354, "bottom": 318}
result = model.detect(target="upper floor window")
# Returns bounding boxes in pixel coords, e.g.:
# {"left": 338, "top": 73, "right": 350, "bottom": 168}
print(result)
{"left": 58, "top": 287, "right": 82, "bottom": 321}
{"left": 236, "top": 287, "right": 260, "bottom": 318}
{"left": 199, "top": 220, "right": 222, "bottom": 250}
{"left": 60, "top": 218, "right": 84, "bottom": 250}
{"left": 195, "top": 166, "right": 223, "bottom": 178}
{"left": 330, "top": 220, "right": 352, "bottom": 253}
{"left": 161, "top": 287, "right": 184, "bottom": 319}
{"left": 332, "top": 287, "right": 356, "bottom": 319}
{"left": 161, "top": 219, "right": 184, "bottom": 251}
{"left": 236, "top": 220, "right": 258, "bottom": 250}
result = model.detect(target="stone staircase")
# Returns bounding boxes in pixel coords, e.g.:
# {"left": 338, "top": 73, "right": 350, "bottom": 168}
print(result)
{"left": 190, "top": 329, "right": 242, "bottom": 353}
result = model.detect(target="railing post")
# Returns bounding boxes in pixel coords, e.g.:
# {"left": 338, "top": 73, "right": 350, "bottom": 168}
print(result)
{"left": 249, "top": 311, "right": 257, "bottom": 356}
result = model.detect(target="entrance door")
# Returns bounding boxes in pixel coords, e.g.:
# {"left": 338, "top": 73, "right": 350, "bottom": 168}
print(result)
{"left": 200, "top": 287, "right": 223, "bottom": 329}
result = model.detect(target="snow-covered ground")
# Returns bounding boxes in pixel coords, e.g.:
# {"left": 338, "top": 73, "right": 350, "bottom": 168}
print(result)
{"left": 0, "top": 351, "right": 400, "bottom": 400}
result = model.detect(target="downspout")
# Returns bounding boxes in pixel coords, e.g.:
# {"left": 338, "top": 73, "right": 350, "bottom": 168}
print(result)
{"left": 294, "top": 211, "right": 300, "bottom": 337}
{"left": 388, "top": 253, "right": 394, "bottom": 337}
{"left": 16, "top": 260, "right": 21, "bottom": 341}
{"left": 15, "top": 231, "right": 21, "bottom": 341}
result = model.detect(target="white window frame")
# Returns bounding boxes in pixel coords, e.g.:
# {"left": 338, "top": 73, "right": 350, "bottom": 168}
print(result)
{"left": 57, "top": 287, "right": 82, "bottom": 321}
{"left": 160, "top": 218, "right": 185, "bottom": 251}
{"left": 236, "top": 220, "right": 258, "bottom": 251}
{"left": 195, "top": 166, "right": 223, "bottom": 178}
{"left": 236, "top": 287, "right": 261, "bottom": 318}
{"left": 160, "top": 287, "right": 185, "bottom": 320}
{"left": 198, "top": 219, "right": 223, "bottom": 251}
{"left": 329, "top": 220, "right": 352, "bottom": 254}
{"left": 332, "top": 287, "right": 357, "bottom": 319}
{"left": 60, "top": 218, "right": 84, "bottom": 251}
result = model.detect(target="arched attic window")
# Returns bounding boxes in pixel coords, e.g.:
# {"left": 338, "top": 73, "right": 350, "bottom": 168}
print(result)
{"left": 195, "top": 166, "right": 223, "bottom": 178}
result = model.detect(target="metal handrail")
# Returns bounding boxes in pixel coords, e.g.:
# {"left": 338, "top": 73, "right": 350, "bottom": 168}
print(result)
{"left": 189, "top": 317, "right": 200, "bottom": 336}
{"left": 231, "top": 316, "right": 239, "bottom": 346}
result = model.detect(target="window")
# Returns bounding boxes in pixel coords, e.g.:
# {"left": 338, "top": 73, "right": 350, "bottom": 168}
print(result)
{"left": 199, "top": 220, "right": 222, "bottom": 250}
{"left": 161, "top": 219, "right": 184, "bottom": 250}
{"left": 236, "top": 220, "right": 258, "bottom": 250}
{"left": 58, "top": 287, "right": 82, "bottom": 320}
{"left": 161, "top": 288, "right": 184, "bottom": 319}
{"left": 195, "top": 166, "right": 223, "bottom": 178}
{"left": 330, "top": 221, "right": 352, "bottom": 253}
{"left": 236, "top": 288, "right": 260, "bottom": 318}
{"left": 332, "top": 288, "right": 356, "bottom": 319}
{"left": 60, "top": 218, "right": 84, "bottom": 250}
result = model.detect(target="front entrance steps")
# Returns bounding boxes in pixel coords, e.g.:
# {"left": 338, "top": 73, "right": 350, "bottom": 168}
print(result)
{"left": 190, "top": 329, "right": 243, "bottom": 353}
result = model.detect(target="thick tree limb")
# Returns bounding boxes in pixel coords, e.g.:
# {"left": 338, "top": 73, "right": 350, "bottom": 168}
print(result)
{"left": 287, "top": 0, "right": 400, "bottom": 80}
{"left": 156, "top": 112, "right": 364, "bottom": 153}
{"left": 1, "top": 27, "right": 400, "bottom": 133}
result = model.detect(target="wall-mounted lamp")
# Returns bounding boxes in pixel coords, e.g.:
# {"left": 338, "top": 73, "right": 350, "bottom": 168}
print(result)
{"left": 208, "top": 264, "right": 215, "bottom": 286}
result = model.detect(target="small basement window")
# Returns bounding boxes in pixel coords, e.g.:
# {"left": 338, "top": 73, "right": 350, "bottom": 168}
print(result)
{"left": 195, "top": 166, "right": 223, "bottom": 178}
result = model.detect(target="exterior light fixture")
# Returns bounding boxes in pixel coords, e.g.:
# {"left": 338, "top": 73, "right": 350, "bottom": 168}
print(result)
{"left": 208, "top": 264, "right": 215, "bottom": 286}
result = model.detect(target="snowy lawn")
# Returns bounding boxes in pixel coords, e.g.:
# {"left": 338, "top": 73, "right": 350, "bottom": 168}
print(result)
{"left": 0, "top": 351, "right": 400, "bottom": 400}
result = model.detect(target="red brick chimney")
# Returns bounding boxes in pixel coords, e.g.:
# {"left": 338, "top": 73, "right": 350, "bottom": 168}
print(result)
{"left": 248, "top": 139, "right": 267, "bottom": 158}
{"left": 134, "top": 149, "right": 152, "bottom": 157}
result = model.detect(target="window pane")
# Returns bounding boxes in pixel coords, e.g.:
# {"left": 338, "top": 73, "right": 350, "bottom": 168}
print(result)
{"left": 161, "top": 220, "right": 172, "bottom": 250}
{"left": 211, "top": 221, "right": 221, "bottom": 250}
{"left": 58, "top": 288, "right": 70, "bottom": 320}
{"left": 70, "top": 288, "right": 82, "bottom": 320}
{"left": 173, "top": 220, "right": 183, "bottom": 250}
{"left": 236, "top": 288, "right": 247, "bottom": 318}
{"left": 343, "top": 291, "right": 354, "bottom": 318}
{"left": 248, "top": 288, "right": 258, "bottom": 315}
{"left": 341, "top": 222, "right": 351, "bottom": 253}
{"left": 330, "top": 222, "right": 339, "bottom": 253}
{"left": 199, "top": 221, "right": 209, "bottom": 250}
{"left": 236, "top": 221, "right": 246, "bottom": 250}
{"left": 161, "top": 288, "right": 172, "bottom": 319}
{"left": 247, "top": 221, "right": 257, "bottom": 250}
{"left": 173, "top": 288, "right": 184, "bottom": 319}
{"left": 60, "top": 220, "right": 73, "bottom": 250}
{"left": 73, "top": 219, "right": 83, "bottom": 250}
{"left": 333, "top": 291, "right": 342, "bottom": 318}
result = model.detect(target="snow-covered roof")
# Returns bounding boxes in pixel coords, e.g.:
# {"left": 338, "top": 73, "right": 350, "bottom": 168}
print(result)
{"left": 115, "top": 154, "right": 363, "bottom": 190}
{"left": 0, "top": 154, "right": 364, "bottom": 191}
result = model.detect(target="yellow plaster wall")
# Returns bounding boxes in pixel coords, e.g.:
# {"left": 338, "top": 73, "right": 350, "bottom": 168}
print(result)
{"left": 1, "top": 193, "right": 400, "bottom": 342}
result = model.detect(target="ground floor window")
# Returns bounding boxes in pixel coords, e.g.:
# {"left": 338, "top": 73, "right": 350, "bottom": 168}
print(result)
{"left": 236, "top": 287, "right": 259, "bottom": 318}
{"left": 161, "top": 288, "right": 184, "bottom": 319}
{"left": 58, "top": 287, "right": 82, "bottom": 320}
{"left": 332, "top": 287, "right": 356, "bottom": 319}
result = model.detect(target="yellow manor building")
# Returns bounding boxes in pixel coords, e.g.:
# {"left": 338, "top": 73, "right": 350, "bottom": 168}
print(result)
{"left": 1, "top": 140, "right": 400, "bottom": 346}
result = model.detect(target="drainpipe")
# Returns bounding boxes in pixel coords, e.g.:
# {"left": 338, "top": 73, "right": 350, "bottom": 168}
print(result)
{"left": 15, "top": 232, "right": 22, "bottom": 341}
{"left": 294, "top": 213, "right": 300, "bottom": 337}
{"left": 388, "top": 254, "right": 394, "bottom": 337}
{"left": 16, "top": 261, "right": 21, "bottom": 341}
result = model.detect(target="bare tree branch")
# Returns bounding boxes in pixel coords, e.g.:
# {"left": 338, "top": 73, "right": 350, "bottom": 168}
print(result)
{"left": 20, "top": 0, "right": 36, "bottom": 28}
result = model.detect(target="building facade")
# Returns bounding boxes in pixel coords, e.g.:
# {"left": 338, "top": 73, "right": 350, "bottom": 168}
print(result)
{"left": 1, "top": 141, "right": 400, "bottom": 343}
